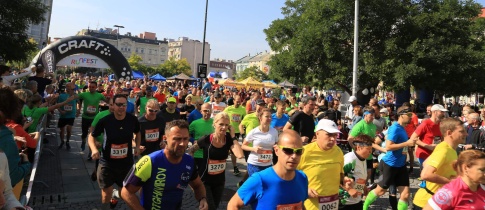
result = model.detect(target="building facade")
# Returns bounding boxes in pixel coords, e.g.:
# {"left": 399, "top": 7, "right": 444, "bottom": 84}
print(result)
{"left": 26, "top": 0, "right": 53, "bottom": 49}
{"left": 168, "top": 37, "right": 210, "bottom": 77}
{"left": 76, "top": 28, "right": 168, "bottom": 67}
{"left": 235, "top": 51, "right": 274, "bottom": 74}
{"left": 209, "top": 59, "right": 236, "bottom": 79}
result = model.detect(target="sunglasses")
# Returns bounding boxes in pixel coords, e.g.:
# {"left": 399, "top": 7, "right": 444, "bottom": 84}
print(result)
{"left": 202, "top": 110, "right": 211, "bottom": 112}
{"left": 115, "top": 103, "right": 127, "bottom": 107}
{"left": 148, "top": 109, "right": 159, "bottom": 113}
{"left": 278, "top": 145, "right": 304, "bottom": 156}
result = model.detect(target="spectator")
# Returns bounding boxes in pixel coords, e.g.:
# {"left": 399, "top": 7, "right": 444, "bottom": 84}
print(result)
{"left": 0, "top": 87, "right": 31, "bottom": 199}
{"left": 28, "top": 66, "right": 55, "bottom": 97}
{"left": 0, "top": 65, "right": 35, "bottom": 87}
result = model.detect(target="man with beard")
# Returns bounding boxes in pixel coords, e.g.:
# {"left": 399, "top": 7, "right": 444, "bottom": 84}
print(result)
{"left": 227, "top": 130, "right": 308, "bottom": 209}
{"left": 121, "top": 120, "right": 208, "bottom": 210}
{"left": 363, "top": 106, "right": 417, "bottom": 210}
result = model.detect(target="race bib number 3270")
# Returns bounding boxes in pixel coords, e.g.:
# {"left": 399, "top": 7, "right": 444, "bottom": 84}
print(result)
{"left": 207, "top": 159, "right": 226, "bottom": 175}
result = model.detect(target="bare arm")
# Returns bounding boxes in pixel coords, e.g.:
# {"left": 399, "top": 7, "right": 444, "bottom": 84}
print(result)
{"left": 282, "top": 122, "right": 293, "bottom": 131}
{"left": 231, "top": 140, "right": 244, "bottom": 159}
{"left": 188, "top": 177, "right": 208, "bottom": 210}
{"left": 227, "top": 192, "right": 245, "bottom": 210}
{"left": 120, "top": 184, "right": 144, "bottom": 210}
{"left": 385, "top": 139, "right": 414, "bottom": 151}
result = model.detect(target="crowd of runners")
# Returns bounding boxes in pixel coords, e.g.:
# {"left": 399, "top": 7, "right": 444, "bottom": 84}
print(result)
{"left": 0, "top": 65, "right": 484, "bottom": 210}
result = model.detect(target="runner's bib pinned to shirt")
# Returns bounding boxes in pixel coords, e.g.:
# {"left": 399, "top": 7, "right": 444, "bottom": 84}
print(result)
{"left": 145, "top": 128, "right": 159, "bottom": 142}
{"left": 231, "top": 114, "right": 241, "bottom": 123}
{"left": 433, "top": 136, "right": 441, "bottom": 144}
{"left": 63, "top": 105, "right": 73, "bottom": 111}
{"left": 258, "top": 149, "right": 273, "bottom": 163}
{"left": 207, "top": 159, "right": 226, "bottom": 175}
{"left": 276, "top": 201, "right": 303, "bottom": 210}
{"left": 318, "top": 194, "right": 339, "bottom": 210}
{"left": 110, "top": 143, "right": 128, "bottom": 159}
{"left": 86, "top": 105, "right": 97, "bottom": 114}
{"left": 355, "top": 178, "right": 366, "bottom": 195}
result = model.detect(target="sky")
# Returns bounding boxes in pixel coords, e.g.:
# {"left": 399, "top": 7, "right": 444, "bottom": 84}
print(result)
{"left": 49, "top": 0, "right": 287, "bottom": 61}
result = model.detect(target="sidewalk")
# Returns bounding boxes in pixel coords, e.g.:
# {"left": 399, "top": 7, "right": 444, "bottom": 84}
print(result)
{"left": 25, "top": 115, "right": 421, "bottom": 209}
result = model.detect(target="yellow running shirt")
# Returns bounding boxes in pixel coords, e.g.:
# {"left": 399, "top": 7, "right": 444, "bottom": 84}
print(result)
{"left": 297, "top": 142, "right": 344, "bottom": 210}
{"left": 413, "top": 141, "right": 457, "bottom": 208}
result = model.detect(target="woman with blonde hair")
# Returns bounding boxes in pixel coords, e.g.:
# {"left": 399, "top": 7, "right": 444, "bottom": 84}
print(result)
{"left": 191, "top": 112, "right": 244, "bottom": 210}
{"left": 425, "top": 150, "right": 485, "bottom": 209}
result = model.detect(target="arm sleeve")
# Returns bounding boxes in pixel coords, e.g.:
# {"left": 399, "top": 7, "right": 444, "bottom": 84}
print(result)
{"left": 123, "top": 156, "right": 151, "bottom": 187}
{"left": 350, "top": 121, "right": 362, "bottom": 137}
{"left": 237, "top": 173, "right": 262, "bottom": 205}
{"left": 425, "top": 147, "right": 446, "bottom": 169}
{"left": 428, "top": 185, "right": 454, "bottom": 210}
{"left": 245, "top": 129, "right": 255, "bottom": 143}
{"left": 133, "top": 118, "right": 140, "bottom": 133}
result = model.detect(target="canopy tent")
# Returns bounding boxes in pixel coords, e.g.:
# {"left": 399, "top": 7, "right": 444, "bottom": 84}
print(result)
{"left": 150, "top": 73, "right": 166, "bottom": 81}
{"left": 239, "top": 77, "right": 264, "bottom": 88}
{"left": 167, "top": 73, "right": 196, "bottom": 81}
{"left": 220, "top": 78, "right": 241, "bottom": 87}
{"left": 263, "top": 81, "right": 279, "bottom": 88}
{"left": 108, "top": 70, "right": 144, "bottom": 81}
{"left": 279, "top": 80, "right": 296, "bottom": 88}
{"left": 262, "top": 80, "right": 277, "bottom": 85}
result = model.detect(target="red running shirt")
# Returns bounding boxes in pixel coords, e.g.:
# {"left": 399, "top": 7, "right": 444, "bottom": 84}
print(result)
{"left": 414, "top": 119, "right": 441, "bottom": 160}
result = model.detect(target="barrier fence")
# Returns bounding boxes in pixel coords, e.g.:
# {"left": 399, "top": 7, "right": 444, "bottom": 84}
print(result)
{"left": 20, "top": 113, "right": 48, "bottom": 205}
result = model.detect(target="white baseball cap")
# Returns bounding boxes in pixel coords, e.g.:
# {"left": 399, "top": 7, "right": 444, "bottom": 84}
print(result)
{"left": 431, "top": 104, "right": 448, "bottom": 112}
{"left": 380, "top": 108, "right": 388, "bottom": 114}
{"left": 316, "top": 119, "right": 341, "bottom": 133}
{"left": 348, "top": 96, "right": 357, "bottom": 102}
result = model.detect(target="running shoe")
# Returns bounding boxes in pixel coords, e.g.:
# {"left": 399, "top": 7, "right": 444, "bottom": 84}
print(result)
{"left": 233, "top": 166, "right": 240, "bottom": 176}
{"left": 109, "top": 198, "right": 118, "bottom": 209}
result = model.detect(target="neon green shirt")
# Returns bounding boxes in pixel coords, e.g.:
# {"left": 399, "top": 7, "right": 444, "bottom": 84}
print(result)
{"left": 78, "top": 92, "right": 105, "bottom": 119}
{"left": 22, "top": 106, "right": 49, "bottom": 133}
{"left": 223, "top": 105, "right": 246, "bottom": 133}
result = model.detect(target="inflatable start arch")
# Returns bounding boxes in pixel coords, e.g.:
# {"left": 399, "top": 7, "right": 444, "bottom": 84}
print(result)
{"left": 31, "top": 36, "right": 133, "bottom": 81}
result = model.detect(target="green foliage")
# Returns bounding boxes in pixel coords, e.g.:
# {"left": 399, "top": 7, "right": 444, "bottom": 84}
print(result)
{"left": 235, "top": 66, "right": 269, "bottom": 81}
{"left": 6, "top": 38, "right": 39, "bottom": 70}
{"left": 265, "top": 0, "right": 485, "bottom": 95}
{"left": 0, "top": 0, "right": 48, "bottom": 62}
{"left": 157, "top": 57, "right": 192, "bottom": 76}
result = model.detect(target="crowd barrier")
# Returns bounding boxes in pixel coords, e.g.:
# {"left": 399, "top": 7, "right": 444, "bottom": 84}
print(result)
{"left": 20, "top": 114, "right": 49, "bottom": 205}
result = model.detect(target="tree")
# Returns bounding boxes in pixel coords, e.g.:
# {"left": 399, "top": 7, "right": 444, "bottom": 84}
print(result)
{"left": 157, "top": 57, "right": 192, "bottom": 76}
{"left": 6, "top": 38, "right": 39, "bottom": 70}
{"left": 235, "top": 66, "right": 269, "bottom": 81}
{"left": 0, "top": 0, "right": 48, "bottom": 62}
{"left": 265, "top": 0, "right": 485, "bottom": 96}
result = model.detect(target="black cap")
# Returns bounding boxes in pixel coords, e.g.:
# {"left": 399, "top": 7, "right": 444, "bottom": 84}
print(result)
{"left": 256, "top": 99, "right": 266, "bottom": 105}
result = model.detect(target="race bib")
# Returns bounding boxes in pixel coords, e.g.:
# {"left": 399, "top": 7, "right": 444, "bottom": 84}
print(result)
{"left": 231, "top": 114, "right": 241, "bottom": 123}
{"left": 63, "top": 105, "right": 73, "bottom": 111}
{"left": 318, "top": 194, "right": 339, "bottom": 210}
{"left": 86, "top": 105, "right": 97, "bottom": 114}
{"left": 355, "top": 178, "right": 366, "bottom": 195}
{"left": 402, "top": 146, "right": 408, "bottom": 155}
{"left": 208, "top": 159, "right": 226, "bottom": 175}
{"left": 433, "top": 136, "right": 441, "bottom": 144}
{"left": 258, "top": 149, "right": 273, "bottom": 163}
{"left": 276, "top": 201, "right": 302, "bottom": 210}
{"left": 213, "top": 106, "right": 224, "bottom": 115}
{"left": 110, "top": 143, "right": 128, "bottom": 159}
{"left": 145, "top": 128, "right": 159, "bottom": 142}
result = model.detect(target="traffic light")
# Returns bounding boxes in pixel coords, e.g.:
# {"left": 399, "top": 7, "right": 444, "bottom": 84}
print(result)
{"left": 197, "top": 63, "right": 207, "bottom": 78}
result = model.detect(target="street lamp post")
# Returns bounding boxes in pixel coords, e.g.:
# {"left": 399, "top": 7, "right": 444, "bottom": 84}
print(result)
{"left": 201, "top": 0, "right": 209, "bottom": 64}
{"left": 352, "top": 0, "right": 359, "bottom": 96}
{"left": 113, "top": 24, "right": 124, "bottom": 49}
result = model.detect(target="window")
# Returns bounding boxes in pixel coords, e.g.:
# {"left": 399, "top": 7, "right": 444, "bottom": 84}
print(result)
{"left": 136, "top": 48, "right": 139, "bottom": 53}
{"left": 141, "top": 48, "right": 144, "bottom": 54}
